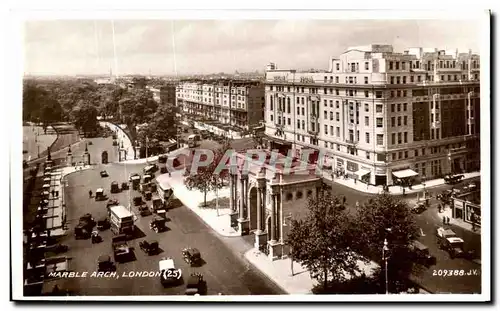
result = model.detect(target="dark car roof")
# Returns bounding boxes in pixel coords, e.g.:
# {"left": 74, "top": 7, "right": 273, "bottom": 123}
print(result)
{"left": 98, "top": 255, "right": 111, "bottom": 262}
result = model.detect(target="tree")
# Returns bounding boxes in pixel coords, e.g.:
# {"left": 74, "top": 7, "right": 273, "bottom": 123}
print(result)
{"left": 119, "top": 88, "right": 158, "bottom": 128}
{"left": 70, "top": 99, "right": 99, "bottom": 136}
{"left": 184, "top": 160, "right": 213, "bottom": 207}
{"left": 287, "top": 184, "right": 362, "bottom": 291}
{"left": 351, "top": 193, "right": 419, "bottom": 293}
{"left": 184, "top": 146, "right": 231, "bottom": 208}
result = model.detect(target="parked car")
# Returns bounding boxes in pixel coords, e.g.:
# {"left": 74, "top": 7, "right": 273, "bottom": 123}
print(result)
{"left": 97, "top": 218, "right": 110, "bottom": 231}
{"left": 444, "top": 174, "right": 464, "bottom": 185}
{"left": 182, "top": 248, "right": 202, "bottom": 267}
{"left": 100, "top": 170, "right": 109, "bottom": 178}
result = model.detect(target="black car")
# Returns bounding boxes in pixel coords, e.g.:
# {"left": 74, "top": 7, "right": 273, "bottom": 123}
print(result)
{"left": 139, "top": 240, "right": 159, "bottom": 255}
{"left": 97, "top": 218, "right": 110, "bottom": 231}
{"left": 100, "top": 170, "right": 109, "bottom": 178}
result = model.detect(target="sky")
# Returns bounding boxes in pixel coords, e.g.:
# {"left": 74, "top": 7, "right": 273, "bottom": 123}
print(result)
{"left": 24, "top": 19, "right": 482, "bottom": 76}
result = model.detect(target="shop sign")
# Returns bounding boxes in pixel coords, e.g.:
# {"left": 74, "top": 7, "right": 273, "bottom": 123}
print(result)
{"left": 346, "top": 161, "right": 358, "bottom": 172}
{"left": 375, "top": 167, "right": 385, "bottom": 174}
{"left": 454, "top": 199, "right": 464, "bottom": 210}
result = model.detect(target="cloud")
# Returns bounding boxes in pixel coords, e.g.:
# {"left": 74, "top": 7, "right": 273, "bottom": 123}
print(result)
{"left": 24, "top": 19, "right": 481, "bottom": 75}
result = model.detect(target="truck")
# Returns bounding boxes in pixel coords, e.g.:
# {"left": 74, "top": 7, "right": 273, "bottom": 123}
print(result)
{"left": 108, "top": 205, "right": 135, "bottom": 237}
{"left": 112, "top": 234, "right": 132, "bottom": 263}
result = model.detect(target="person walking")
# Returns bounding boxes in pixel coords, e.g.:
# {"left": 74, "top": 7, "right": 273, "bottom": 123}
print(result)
{"left": 446, "top": 216, "right": 451, "bottom": 225}
{"left": 442, "top": 215, "right": 447, "bottom": 225}
{"left": 89, "top": 190, "right": 93, "bottom": 198}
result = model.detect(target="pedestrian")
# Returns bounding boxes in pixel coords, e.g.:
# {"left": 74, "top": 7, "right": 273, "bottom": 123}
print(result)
{"left": 51, "top": 189, "right": 55, "bottom": 197}
{"left": 354, "top": 178, "right": 357, "bottom": 184}
{"left": 89, "top": 190, "right": 93, "bottom": 198}
{"left": 442, "top": 215, "right": 446, "bottom": 225}
{"left": 446, "top": 216, "right": 451, "bottom": 225}
{"left": 403, "top": 188, "right": 406, "bottom": 196}
{"left": 355, "top": 201, "right": 360, "bottom": 208}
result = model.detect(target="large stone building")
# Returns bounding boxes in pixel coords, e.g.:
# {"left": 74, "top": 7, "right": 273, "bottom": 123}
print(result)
{"left": 264, "top": 44, "right": 480, "bottom": 186}
{"left": 176, "top": 79, "right": 265, "bottom": 131}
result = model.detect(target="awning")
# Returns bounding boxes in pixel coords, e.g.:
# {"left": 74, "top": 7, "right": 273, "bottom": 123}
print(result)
{"left": 265, "top": 135, "right": 292, "bottom": 145}
{"left": 355, "top": 169, "right": 371, "bottom": 178}
{"left": 393, "top": 169, "right": 419, "bottom": 179}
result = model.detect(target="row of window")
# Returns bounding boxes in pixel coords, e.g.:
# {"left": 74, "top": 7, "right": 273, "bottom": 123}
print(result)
{"left": 390, "top": 116, "right": 409, "bottom": 127}
{"left": 391, "top": 132, "right": 409, "bottom": 145}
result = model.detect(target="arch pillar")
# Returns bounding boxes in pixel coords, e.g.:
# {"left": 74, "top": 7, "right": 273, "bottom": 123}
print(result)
{"left": 237, "top": 173, "right": 249, "bottom": 235}
{"left": 254, "top": 168, "right": 267, "bottom": 249}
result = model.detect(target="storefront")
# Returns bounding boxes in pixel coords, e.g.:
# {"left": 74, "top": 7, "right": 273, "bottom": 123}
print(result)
{"left": 355, "top": 167, "right": 371, "bottom": 184}
{"left": 452, "top": 196, "right": 481, "bottom": 227}
{"left": 392, "top": 168, "right": 419, "bottom": 187}
{"left": 346, "top": 161, "right": 359, "bottom": 179}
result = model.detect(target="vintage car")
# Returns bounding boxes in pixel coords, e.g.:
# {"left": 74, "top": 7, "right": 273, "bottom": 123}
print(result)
{"left": 95, "top": 188, "right": 106, "bottom": 201}
{"left": 150, "top": 216, "right": 166, "bottom": 233}
{"left": 143, "top": 164, "right": 159, "bottom": 175}
{"left": 106, "top": 198, "right": 120, "bottom": 208}
{"left": 144, "top": 191, "right": 153, "bottom": 201}
{"left": 121, "top": 182, "right": 129, "bottom": 190}
{"left": 139, "top": 240, "right": 159, "bottom": 255}
{"left": 100, "top": 170, "right": 109, "bottom": 178}
{"left": 133, "top": 196, "right": 143, "bottom": 206}
{"left": 159, "top": 258, "right": 181, "bottom": 287}
{"left": 97, "top": 218, "right": 111, "bottom": 231}
{"left": 436, "top": 227, "right": 457, "bottom": 239}
{"left": 182, "top": 248, "right": 202, "bottom": 267}
{"left": 97, "top": 255, "right": 115, "bottom": 272}
{"left": 185, "top": 273, "right": 207, "bottom": 295}
{"left": 444, "top": 174, "right": 465, "bottom": 185}
{"left": 409, "top": 241, "right": 436, "bottom": 267}
{"left": 440, "top": 236, "right": 466, "bottom": 259}
{"left": 158, "top": 155, "right": 168, "bottom": 164}
{"left": 411, "top": 202, "right": 427, "bottom": 214}
{"left": 138, "top": 204, "right": 151, "bottom": 217}
{"left": 110, "top": 181, "right": 120, "bottom": 193}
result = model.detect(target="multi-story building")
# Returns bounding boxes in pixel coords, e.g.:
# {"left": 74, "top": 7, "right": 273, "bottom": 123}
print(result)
{"left": 264, "top": 44, "right": 480, "bottom": 186}
{"left": 176, "top": 79, "right": 265, "bottom": 131}
{"left": 160, "top": 83, "right": 177, "bottom": 105}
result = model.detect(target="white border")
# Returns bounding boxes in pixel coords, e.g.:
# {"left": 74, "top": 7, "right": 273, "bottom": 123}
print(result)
{"left": 7, "top": 5, "right": 492, "bottom": 303}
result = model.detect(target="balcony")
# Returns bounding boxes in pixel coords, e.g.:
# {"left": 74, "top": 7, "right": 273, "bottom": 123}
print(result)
{"left": 345, "top": 139, "right": 358, "bottom": 145}
{"left": 308, "top": 129, "right": 319, "bottom": 136}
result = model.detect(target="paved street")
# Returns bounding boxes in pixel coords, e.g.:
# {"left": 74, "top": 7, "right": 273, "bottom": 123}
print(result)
{"left": 53, "top": 144, "right": 284, "bottom": 295}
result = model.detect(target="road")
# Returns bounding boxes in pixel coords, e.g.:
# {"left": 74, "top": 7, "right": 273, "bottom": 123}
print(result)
{"left": 52, "top": 136, "right": 284, "bottom": 296}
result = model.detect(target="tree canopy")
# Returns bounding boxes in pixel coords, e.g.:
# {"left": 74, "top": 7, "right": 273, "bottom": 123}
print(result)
{"left": 287, "top": 184, "right": 362, "bottom": 290}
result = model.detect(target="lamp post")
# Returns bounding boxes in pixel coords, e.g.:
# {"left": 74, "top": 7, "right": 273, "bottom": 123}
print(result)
{"left": 382, "top": 227, "right": 391, "bottom": 294}
{"left": 383, "top": 239, "right": 389, "bottom": 294}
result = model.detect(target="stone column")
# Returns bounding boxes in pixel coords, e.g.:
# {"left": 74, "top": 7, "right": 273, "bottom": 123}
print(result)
{"left": 279, "top": 189, "right": 284, "bottom": 243}
{"left": 229, "top": 173, "right": 234, "bottom": 211}
{"left": 256, "top": 188, "right": 262, "bottom": 232}
{"left": 261, "top": 188, "right": 266, "bottom": 230}
{"left": 270, "top": 193, "right": 277, "bottom": 243}
{"left": 239, "top": 176, "right": 245, "bottom": 219}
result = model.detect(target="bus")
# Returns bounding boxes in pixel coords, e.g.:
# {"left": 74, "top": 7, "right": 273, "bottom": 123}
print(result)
{"left": 187, "top": 134, "right": 201, "bottom": 148}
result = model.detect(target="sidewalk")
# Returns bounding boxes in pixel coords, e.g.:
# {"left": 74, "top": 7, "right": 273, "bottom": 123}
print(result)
{"left": 156, "top": 173, "right": 239, "bottom": 237}
{"left": 437, "top": 206, "right": 481, "bottom": 235}
{"left": 244, "top": 250, "right": 315, "bottom": 294}
{"left": 323, "top": 171, "right": 481, "bottom": 195}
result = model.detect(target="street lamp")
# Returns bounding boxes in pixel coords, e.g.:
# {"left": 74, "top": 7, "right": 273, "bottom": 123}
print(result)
{"left": 382, "top": 227, "right": 392, "bottom": 294}
{"left": 382, "top": 238, "right": 390, "bottom": 294}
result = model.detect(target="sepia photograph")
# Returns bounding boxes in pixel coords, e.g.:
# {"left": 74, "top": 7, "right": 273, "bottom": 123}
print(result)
{"left": 10, "top": 7, "right": 491, "bottom": 302}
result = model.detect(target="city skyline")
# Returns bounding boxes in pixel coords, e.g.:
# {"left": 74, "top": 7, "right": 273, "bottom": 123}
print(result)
{"left": 24, "top": 19, "right": 481, "bottom": 76}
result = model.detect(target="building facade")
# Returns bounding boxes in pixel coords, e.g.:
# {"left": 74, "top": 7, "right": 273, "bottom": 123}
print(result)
{"left": 160, "top": 84, "right": 177, "bottom": 105}
{"left": 264, "top": 44, "right": 481, "bottom": 186}
{"left": 176, "top": 79, "right": 265, "bottom": 131}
